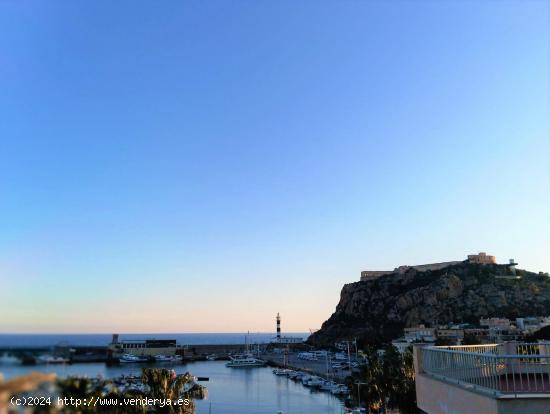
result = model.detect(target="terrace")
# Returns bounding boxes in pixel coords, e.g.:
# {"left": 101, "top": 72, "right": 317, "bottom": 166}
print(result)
{"left": 414, "top": 342, "right": 550, "bottom": 414}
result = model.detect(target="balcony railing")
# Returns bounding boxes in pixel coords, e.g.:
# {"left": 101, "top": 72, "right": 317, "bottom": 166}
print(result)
{"left": 419, "top": 342, "right": 550, "bottom": 394}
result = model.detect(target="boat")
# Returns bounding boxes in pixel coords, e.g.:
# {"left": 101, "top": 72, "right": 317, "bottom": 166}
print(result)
{"left": 154, "top": 354, "right": 182, "bottom": 362}
{"left": 304, "top": 376, "right": 324, "bottom": 388}
{"left": 36, "top": 355, "right": 70, "bottom": 364}
{"left": 288, "top": 371, "right": 301, "bottom": 380}
{"left": 331, "top": 384, "right": 350, "bottom": 396}
{"left": 272, "top": 368, "right": 290, "bottom": 376}
{"left": 226, "top": 353, "right": 265, "bottom": 368}
{"left": 206, "top": 354, "right": 218, "bottom": 361}
{"left": 320, "top": 380, "right": 338, "bottom": 392}
{"left": 119, "top": 353, "right": 148, "bottom": 363}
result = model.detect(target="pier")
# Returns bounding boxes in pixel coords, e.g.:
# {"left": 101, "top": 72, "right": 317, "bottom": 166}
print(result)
{"left": 0, "top": 344, "right": 251, "bottom": 364}
{"left": 263, "top": 351, "right": 351, "bottom": 381}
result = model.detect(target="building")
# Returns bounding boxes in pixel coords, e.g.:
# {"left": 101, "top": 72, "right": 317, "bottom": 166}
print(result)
{"left": 436, "top": 328, "right": 465, "bottom": 343}
{"left": 360, "top": 261, "right": 460, "bottom": 282}
{"left": 414, "top": 342, "right": 550, "bottom": 414}
{"left": 468, "top": 252, "right": 496, "bottom": 264}
{"left": 360, "top": 270, "right": 394, "bottom": 281}
{"left": 108, "top": 334, "right": 178, "bottom": 359}
{"left": 360, "top": 252, "right": 500, "bottom": 282}
{"left": 480, "top": 318, "right": 511, "bottom": 330}
{"left": 404, "top": 325, "right": 436, "bottom": 342}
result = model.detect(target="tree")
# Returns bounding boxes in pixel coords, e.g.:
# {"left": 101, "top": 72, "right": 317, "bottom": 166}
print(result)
{"left": 352, "top": 345, "right": 420, "bottom": 413}
{"left": 141, "top": 368, "right": 207, "bottom": 414}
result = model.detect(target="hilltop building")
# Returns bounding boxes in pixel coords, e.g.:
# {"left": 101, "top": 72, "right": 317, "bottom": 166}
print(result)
{"left": 467, "top": 252, "right": 496, "bottom": 264}
{"left": 360, "top": 252, "right": 497, "bottom": 282}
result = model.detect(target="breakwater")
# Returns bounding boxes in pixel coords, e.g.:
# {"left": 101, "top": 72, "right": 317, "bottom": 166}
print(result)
{"left": 0, "top": 344, "right": 252, "bottom": 364}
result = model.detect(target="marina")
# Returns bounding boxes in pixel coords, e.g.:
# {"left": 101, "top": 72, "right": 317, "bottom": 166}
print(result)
{"left": 0, "top": 359, "right": 346, "bottom": 414}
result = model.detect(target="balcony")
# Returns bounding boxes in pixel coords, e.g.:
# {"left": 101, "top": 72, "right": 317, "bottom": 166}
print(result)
{"left": 414, "top": 342, "right": 550, "bottom": 414}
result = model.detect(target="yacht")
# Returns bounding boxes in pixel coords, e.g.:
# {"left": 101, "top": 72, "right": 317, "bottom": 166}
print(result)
{"left": 119, "top": 353, "right": 148, "bottom": 363}
{"left": 154, "top": 354, "right": 182, "bottom": 362}
{"left": 320, "top": 380, "right": 338, "bottom": 392}
{"left": 304, "top": 376, "right": 324, "bottom": 388}
{"left": 331, "top": 384, "right": 350, "bottom": 396}
{"left": 272, "top": 368, "right": 290, "bottom": 376}
{"left": 36, "top": 354, "right": 70, "bottom": 364}
{"left": 226, "top": 353, "right": 265, "bottom": 368}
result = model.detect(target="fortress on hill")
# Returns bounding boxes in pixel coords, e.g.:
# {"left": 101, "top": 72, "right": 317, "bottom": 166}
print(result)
{"left": 360, "top": 252, "right": 496, "bottom": 282}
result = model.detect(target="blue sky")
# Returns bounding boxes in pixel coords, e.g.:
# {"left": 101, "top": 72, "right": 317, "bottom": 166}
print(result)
{"left": 0, "top": 1, "right": 548, "bottom": 333}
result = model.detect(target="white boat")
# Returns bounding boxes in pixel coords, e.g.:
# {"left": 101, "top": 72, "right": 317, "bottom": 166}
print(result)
{"left": 273, "top": 368, "right": 291, "bottom": 376}
{"left": 36, "top": 355, "right": 70, "bottom": 364}
{"left": 305, "top": 376, "right": 324, "bottom": 388}
{"left": 119, "top": 353, "right": 148, "bottom": 363}
{"left": 288, "top": 371, "right": 301, "bottom": 380}
{"left": 331, "top": 384, "right": 350, "bottom": 396}
{"left": 206, "top": 354, "right": 218, "bottom": 361}
{"left": 154, "top": 354, "right": 182, "bottom": 362}
{"left": 226, "top": 353, "right": 265, "bottom": 368}
{"left": 320, "top": 380, "right": 337, "bottom": 392}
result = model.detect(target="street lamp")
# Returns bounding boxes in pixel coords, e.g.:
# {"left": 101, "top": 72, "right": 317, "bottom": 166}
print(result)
{"left": 354, "top": 381, "right": 367, "bottom": 410}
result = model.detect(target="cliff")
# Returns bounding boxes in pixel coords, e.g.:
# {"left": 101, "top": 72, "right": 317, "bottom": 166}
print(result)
{"left": 308, "top": 262, "right": 550, "bottom": 347}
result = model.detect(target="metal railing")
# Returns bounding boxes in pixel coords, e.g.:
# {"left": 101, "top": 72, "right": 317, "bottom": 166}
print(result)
{"left": 419, "top": 342, "right": 550, "bottom": 394}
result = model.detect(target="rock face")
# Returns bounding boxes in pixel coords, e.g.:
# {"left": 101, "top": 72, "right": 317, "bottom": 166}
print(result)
{"left": 308, "top": 262, "right": 550, "bottom": 347}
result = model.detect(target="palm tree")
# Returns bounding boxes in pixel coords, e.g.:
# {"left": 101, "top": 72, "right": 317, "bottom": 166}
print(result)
{"left": 141, "top": 368, "right": 207, "bottom": 414}
{"left": 352, "top": 345, "right": 419, "bottom": 413}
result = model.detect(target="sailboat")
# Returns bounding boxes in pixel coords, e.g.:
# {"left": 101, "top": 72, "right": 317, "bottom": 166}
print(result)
{"left": 226, "top": 332, "right": 265, "bottom": 368}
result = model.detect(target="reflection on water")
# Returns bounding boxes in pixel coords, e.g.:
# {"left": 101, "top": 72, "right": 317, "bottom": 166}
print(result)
{"left": 0, "top": 361, "right": 344, "bottom": 414}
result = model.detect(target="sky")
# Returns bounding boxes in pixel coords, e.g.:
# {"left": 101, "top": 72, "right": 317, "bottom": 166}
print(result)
{"left": 0, "top": 1, "right": 549, "bottom": 334}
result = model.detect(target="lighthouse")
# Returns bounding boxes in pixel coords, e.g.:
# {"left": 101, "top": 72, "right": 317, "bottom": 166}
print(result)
{"left": 270, "top": 313, "right": 303, "bottom": 345}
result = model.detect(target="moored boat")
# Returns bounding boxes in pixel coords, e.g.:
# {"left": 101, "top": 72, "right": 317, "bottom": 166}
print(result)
{"left": 36, "top": 355, "right": 70, "bottom": 364}
{"left": 154, "top": 354, "right": 182, "bottom": 362}
{"left": 331, "top": 384, "right": 350, "bottom": 396}
{"left": 119, "top": 353, "right": 148, "bottom": 363}
{"left": 226, "top": 353, "right": 265, "bottom": 368}
{"left": 272, "top": 368, "right": 290, "bottom": 375}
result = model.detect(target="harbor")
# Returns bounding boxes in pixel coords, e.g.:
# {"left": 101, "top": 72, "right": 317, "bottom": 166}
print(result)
{"left": 0, "top": 317, "right": 357, "bottom": 413}
{"left": 0, "top": 359, "right": 347, "bottom": 414}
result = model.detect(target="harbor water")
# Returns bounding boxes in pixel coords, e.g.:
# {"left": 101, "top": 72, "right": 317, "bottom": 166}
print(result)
{"left": 0, "top": 360, "right": 345, "bottom": 414}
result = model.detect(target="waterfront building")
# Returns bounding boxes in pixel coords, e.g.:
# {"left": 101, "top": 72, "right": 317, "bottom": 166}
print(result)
{"left": 108, "top": 334, "right": 178, "bottom": 359}
{"left": 414, "top": 342, "right": 550, "bottom": 414}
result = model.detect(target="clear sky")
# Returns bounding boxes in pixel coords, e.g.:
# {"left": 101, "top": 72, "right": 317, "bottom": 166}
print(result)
{"left": 0, "top": 1, "right": 548, "bottom": 334}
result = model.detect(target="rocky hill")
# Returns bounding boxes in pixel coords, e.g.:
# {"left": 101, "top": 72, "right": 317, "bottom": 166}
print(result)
{"left": 308, "top": 262, "right": 550, "bottom": 347}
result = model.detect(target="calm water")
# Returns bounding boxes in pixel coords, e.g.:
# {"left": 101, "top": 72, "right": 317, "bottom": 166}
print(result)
{"left": 0, "top": 360, "right": 345, "bottom": 414}
{"left": 0, "top": 333, "right": 309, "bottom": 347}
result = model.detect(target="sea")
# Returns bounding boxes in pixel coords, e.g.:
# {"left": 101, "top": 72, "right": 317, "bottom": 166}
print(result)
{"left": 0, "top": 333, "right": 310, "bottom": 347}
{"left": 0, "top": 333, "right": 346, "bottom": 414}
